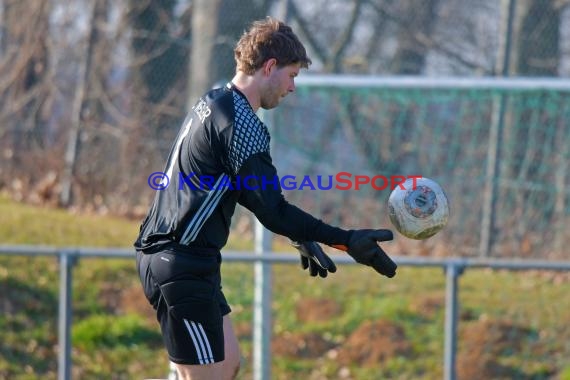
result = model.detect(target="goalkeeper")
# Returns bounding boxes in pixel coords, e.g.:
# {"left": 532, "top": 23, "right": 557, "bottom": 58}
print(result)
{"left": 134, "top": 16, "right": 397, "bottom": 380}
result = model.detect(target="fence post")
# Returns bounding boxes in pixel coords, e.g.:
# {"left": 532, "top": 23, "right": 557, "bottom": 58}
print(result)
{"left": 479, "top": 0, "right": 516, "bottom": 258}
{"left": 443, "top": 260, "right": 464, "bottom": 380}
{"left": 58, "top": 250, "right": 77, "bottom": 380}
{"left": 253, "top": 221, "right": 273, "bottom": 380}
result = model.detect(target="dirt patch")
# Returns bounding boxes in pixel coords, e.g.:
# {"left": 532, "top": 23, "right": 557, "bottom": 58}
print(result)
{"left": 272, "top": 331, "right": 336, "bottom": 359}
{"left": 296, "top": 297, "right": 342, "bottom": 323}
{"left": 456, "top": 318, "right": 551, "bottom": 379}
{"left": 119, "top": 285, "right": 156, "bottom": 323}
{"left": 336, "top": 320, "right": 412, "bottom": 367}
{"left": 98, "top": 282, "right": 124, "bottom": 312}
{"left": 408, "top": 294, "right": 444, "bottom": 318}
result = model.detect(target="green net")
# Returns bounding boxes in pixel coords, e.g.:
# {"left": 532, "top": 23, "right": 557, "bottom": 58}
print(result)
{"left": 267, "top": 78, "right": 570, "bottom": 259}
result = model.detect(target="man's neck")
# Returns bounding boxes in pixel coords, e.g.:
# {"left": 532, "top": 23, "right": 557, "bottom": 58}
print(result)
{"left": 231, "top": 72, "right": 261, "bottom": 112}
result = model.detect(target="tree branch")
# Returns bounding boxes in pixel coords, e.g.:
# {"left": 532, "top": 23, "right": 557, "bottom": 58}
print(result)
{"left": 288, "top": 1, "right": 329, "bottom": 66}
{"left": 366, "top": 0, "right": 490, "bottom": 73}
{"left": 329, "top": 0, "right": 364, "bottom": 72}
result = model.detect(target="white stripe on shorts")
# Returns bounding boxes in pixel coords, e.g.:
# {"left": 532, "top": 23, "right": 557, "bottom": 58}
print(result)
{"left": 195, "top": 321, "right": 214, "bottom": 362}
{"left": 183, "top": 319, "right": 214, "bottom": 364}
{"left": 183, "top": 319, "right": 205, "bottom": 364}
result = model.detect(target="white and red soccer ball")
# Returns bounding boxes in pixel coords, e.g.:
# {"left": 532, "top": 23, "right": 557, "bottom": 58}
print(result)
{"left": 388, "top": 177, "right": 449, "bottom": 240}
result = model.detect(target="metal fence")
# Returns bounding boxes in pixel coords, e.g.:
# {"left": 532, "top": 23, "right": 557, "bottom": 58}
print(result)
{"left": 2, "top": 227, "right": 570, "bottom": 380}
{"left": 269, "top": 76, "right": 570, "bottom": 260}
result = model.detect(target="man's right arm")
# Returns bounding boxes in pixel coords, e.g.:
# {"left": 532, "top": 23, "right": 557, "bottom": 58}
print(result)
{"left": 236, "top": 152, "right": 351, "bottom": 247}
{"left": 236, "top": 153, "right": 398, "bottom": 278}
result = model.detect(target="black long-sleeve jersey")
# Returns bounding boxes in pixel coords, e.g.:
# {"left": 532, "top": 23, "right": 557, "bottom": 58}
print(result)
{"left": 134, "top": 83, "right": 350, "bottom": 252}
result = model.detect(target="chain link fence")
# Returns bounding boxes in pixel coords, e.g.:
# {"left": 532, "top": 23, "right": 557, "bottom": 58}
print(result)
{"left": 268, "top": 77, "right": 569, "bottom": 259}
{"left": 1, "top": 1, "right": 569, "bottom": 219}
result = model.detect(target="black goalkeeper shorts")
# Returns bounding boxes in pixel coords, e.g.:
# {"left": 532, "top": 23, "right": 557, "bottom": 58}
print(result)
{"left": 136, "top": 243, "right": 231, "bottom": 365}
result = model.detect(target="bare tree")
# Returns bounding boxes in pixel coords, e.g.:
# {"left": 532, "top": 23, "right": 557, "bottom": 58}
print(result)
{"left": 188, "top": 0, "right": 273, "bottom": 105}
{"left": 0, "top": 0, "right": 51, "bottom": 177}
{"left": 128, "top": 0, "right": 186, "bottom": 103}
{"left": 188, "top": 0, "right": 223, "bottom": 105}
{"left": 60, "top": 0, "right": 111, "bottom": 207}
{"left": 213, "top": 0, "right": 273, "bottom": 82}
{"left": 514, "top": 0, "right": 560, "bottom": 75}
{"left": 389, "top": 0, "right": 439, "bottom": 74}
{"left": 125, "top": 0, "right": 190, "bottom": 188}
{"left": 289, "top": 0, "right": 365, "bottom": 73}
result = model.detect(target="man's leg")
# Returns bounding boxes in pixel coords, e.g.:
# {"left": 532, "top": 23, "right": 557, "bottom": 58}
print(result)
{"left": 174, "top": 315, "right": 241, "bottom": 380}
{"left": 222, "top": 315, "right": 241, "bottom": 379}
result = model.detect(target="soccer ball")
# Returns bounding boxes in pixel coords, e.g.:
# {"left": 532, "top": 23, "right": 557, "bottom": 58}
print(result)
{"left": 387, "top": 177, "right": 449, "bottom": 240}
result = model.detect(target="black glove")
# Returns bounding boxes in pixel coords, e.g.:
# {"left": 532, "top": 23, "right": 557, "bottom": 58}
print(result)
{"left": 290, "top": 241, "right": 337, "bottom": 278}
{"left": 345, "top": 229, "right": 397, "bottom": 278}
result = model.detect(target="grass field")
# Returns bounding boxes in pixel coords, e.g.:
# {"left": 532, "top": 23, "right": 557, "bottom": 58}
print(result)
{"left": 1, "top": 194, "right": 569, "bottom": 379}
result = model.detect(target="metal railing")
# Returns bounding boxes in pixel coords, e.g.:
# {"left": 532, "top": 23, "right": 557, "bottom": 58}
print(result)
{"left": 1, "top": 242, "right": 569, "bottom": 380}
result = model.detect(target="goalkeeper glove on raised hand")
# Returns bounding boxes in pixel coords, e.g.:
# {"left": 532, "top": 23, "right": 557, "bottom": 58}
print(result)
{"left": 332, "top": 229, "right": 397, "bottom": 278}
{"left": 290, "top": 241, "right": 337, "bottom": 278}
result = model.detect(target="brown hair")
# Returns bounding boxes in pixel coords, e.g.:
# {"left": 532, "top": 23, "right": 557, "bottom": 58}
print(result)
{"left": 234, "top": 17, "right": 312, "bottom": 75}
